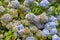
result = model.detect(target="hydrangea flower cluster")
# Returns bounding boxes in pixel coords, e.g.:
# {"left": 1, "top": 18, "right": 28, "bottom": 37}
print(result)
{"left": 48, "top": 7, "right": 54, "bottom": 12}
{"left": 25, "top": 12, "right": 60, "bottom": 39}
{"left": 0, "top": 0, "right": 60, "bottom": 40}
{"left": 40, "top": 0, "right": 50, "bottom": 8}
{"left": 1, "top": 14, "right": 12, "bottom": 22}
{"left": 26, "top": 36, "right": 35, "bottom": 40}
{"left": 0, "top": 6, "right": 5, "bottom": 12}
{"left": 11, "top": 0, "right": 20, "bottom": 9}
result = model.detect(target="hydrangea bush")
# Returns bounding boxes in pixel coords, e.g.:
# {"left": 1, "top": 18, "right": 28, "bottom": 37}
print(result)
{"left": 0, "top": 0, "right": 60, "bottom": 40}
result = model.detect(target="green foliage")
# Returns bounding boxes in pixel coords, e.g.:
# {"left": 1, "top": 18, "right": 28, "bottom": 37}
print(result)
{"left": 0, "top": 0, "right": 60, "bottom": 40}
{"left": 30, "top": 3, "right": 48, "bottom": 15}
{"left": 4, "top": 30, "right": 16, "bottom": 40}
{"left": 57, "top": 22, "right": 60, "bottom": 30}
{"left": 18, "top": 0, "right": 24, "bottom": 4}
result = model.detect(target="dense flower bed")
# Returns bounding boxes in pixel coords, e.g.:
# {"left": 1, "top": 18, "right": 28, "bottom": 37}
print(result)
{"left": 0, "top": 0, "right": 60, "bottom": 40}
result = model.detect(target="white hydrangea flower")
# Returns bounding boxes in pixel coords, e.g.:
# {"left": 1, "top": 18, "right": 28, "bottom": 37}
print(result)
{"left": 23, "top": 1, "right": 30, "bottom": 7}
{"left": 0, "top": 34, "right": 3, "bottom": 39}
{"left": 17, "top": 38, "right": 21, "bottom": 40}
{"left": 6, "top": 22, "right": 13, "bottom": 29}
{"left": 0, "top": 6, "right": 5, "bottom": 12}
{"left": 5, "top": 0, "right": 10, "bottom": 2}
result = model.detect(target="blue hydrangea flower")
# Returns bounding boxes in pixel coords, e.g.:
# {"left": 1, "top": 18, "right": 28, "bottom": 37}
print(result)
{"left": 57, "top": 15, "right": 60, "bottom": 21}
{"left": 52, "top": 35, "right": 60, "bottom": 40}
{"left": 42, "top": 29, "right": 50, "bottom": 37}
{"left": 11, "top": 1, "right": 20, "bottom": 9}
{"left": 48, "top": 7, "right": 54, "bottom": 12}
{"left": 58, "top": 38, "right": 60, "bottom": 40}
{"left": 45, "top": 23, "right": 51, "bottom": 30}
{"left": 49, "top": 16, "right": 58, "bottom": 22}
{"left": 17, "top": 24, "right": 24, "bottom": 31}
{"left": 26, "top": 36, "right": 35, "bottom": 40}
{"left": 48, "top": 22, "right": 57, "bottom": 29}
{"left": 26, "top": 0, "right": 34, "bottom": 4}
{"left": 17, "top": 24, "right": 24, "bottom": 36}
{"left": 17, "top": 30, "right": 24, "bottom": 37}
{"left": 40, "top": 0, "right": 50, "bottom": 8}
{"left": 50, "top": 28, "right": 58, "bottom": 35}
{"left": 25, "top": 8, "right": 31, "bottom": 12}
{"left": 28, "top": 0, "right": 34, "bottom": 3}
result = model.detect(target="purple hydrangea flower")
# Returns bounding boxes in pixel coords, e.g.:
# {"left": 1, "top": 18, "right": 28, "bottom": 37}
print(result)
{"left": 40, "top": 0, "right": 50, "bottom": 8}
